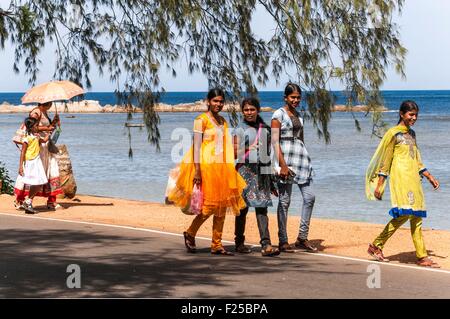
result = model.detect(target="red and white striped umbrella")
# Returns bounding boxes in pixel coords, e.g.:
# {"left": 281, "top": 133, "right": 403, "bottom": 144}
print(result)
{"left": 21, "top": 80, "right": 85, "bottom": 104}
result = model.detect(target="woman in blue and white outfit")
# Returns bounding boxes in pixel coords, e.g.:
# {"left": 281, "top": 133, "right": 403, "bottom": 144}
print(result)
{"left": 271, "top": 83, "right": 317, "bottom": 253}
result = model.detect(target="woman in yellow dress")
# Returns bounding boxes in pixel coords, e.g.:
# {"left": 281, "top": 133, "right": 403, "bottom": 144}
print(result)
{"left": 366, "top": 100, "right": 440, "bottom": 267}
{"left": 168, "top": 88, "right": 246, "bottom": 255}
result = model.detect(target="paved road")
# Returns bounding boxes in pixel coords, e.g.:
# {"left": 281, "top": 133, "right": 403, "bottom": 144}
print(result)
{"left": 1, "top": 213, "right": 450, "bottom": 298}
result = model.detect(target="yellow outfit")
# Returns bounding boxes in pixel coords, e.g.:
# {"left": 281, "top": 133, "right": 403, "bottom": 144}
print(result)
{"left": 23, "top": 135, "right": 40, "bottom": 160}
{"left": 168, "top": 112, "right": 246, "bottom": 249}
{"left": 372, "top": 215, "right": 427, "bottom": 259}
{"left": 366, "top": 125, "right": 426, "bottom": 217}
{"left": 187, "top": 209, "right": 226, "bottom": 250}
{"left": 366, "top": 125, "right": 429, "bottom": 258}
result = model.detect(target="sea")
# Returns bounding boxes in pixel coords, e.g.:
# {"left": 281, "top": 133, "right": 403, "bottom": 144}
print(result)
{"left": 1, "top": 90, "right": 450, "bottom": 230}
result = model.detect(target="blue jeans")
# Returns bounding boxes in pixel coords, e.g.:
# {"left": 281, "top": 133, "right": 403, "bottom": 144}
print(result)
{"left": 277, "top": 180, "right": 315, "bottom": 244}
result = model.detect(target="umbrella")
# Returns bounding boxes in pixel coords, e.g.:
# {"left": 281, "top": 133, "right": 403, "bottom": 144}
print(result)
{"left": 21, "top": 80, "right": 85, "bottom": 104}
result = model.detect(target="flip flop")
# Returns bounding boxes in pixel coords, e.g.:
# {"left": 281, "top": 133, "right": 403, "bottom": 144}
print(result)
{"left": 417, "top": 257, "right": 440, "bottom": 268}
{"left": 183, "top": 231, "right": 196, "bottom": 253}
{"left": 211, "top": 248, "right": 234, "bottom": 256}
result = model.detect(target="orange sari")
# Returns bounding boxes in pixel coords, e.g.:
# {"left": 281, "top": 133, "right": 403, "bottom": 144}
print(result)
{"left": 168, "top": 113, "right": 246, "bottom": 216}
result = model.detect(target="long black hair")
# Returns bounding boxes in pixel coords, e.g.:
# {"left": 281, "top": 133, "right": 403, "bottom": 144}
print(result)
{"left": 24, "top": 117, "right": 38, "bottom": 134}
{"left": 398, "top": 100, "right": 419, "bottom": 124}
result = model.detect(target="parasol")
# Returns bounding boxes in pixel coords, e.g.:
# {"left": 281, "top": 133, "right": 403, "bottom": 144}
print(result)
{"left": 21, "top": 80, "right": 84, "bottom": 104}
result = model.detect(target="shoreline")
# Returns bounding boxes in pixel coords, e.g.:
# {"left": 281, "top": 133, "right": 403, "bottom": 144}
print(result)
{"left": 0, "top": 193, "right": 448, "bottom": 269}
{"left": 0, "top": 100, "right": 388, "bottom": 113}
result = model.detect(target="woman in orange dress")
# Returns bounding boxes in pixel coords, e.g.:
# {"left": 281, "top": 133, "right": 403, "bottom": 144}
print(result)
{"left": 168, "top": 88, "right": 246, "bottom": 255}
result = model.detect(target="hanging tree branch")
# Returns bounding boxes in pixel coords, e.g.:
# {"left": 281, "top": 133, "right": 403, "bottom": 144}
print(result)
{"left": 0, "top": 0, "right": 406, "bottom": 151}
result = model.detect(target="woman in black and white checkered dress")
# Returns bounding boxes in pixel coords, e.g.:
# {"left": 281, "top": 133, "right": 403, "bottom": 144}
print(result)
{"left": 271, "top": 83, "right": 317, "bottom": 253}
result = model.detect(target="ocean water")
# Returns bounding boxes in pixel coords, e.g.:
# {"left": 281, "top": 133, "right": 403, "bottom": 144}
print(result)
{"left": 2, "top": 90, "right": 450, "bottom": 114}
{"left": 1, "top": 91, "right": 450, "bottom": 230}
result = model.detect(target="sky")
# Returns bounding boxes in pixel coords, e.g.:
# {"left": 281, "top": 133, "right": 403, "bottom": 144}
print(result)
{"left": 0, "top": 0, "right": 449, "bottom": 92}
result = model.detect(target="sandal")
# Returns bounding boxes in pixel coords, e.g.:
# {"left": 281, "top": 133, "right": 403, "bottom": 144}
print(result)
{"left": 367, "top": 243, "right": 390, "bottom": 262}
{"left": 47, "top": 203, "right": 63, "bottom": 210}
{"left": 235, "top": 243, "right": 252, "bottom": 254}
{"left": 183, "top": 231, "right": 196, "bottom": 253}
{"left": 261, "top": 245, "right": 280, "bottom": 257}
{"left": 14, "top": 200, "right": 24, "bottom": 211}
{"left": 417, "top": 257, "right": 440, "bottom": 268}
{"left": 278, "top": 242, "right": 297, "bottom": 253}
{"left": 211, "top": 247, "right": 234, "bottom": 256}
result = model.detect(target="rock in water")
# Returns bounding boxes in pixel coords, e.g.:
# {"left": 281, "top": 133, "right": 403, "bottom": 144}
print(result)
{"left": 55, "top": 144, "right": 77, "bottom": 199}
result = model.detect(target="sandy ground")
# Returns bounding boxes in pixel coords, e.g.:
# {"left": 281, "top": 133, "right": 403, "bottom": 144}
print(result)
{"left": 1, "top": 193, "right": 448, "bottom": 269}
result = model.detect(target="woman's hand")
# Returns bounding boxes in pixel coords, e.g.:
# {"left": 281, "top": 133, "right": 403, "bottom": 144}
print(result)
{"left": 279, "top": 165, "right": 290, "bottom": 179}
{"left": 41, "top": 133, "right": 50, "bottom": 143}
{"left": 374, "top": 187, "right": 383, "bottom": 200}
{"left": 193, "top": 169, "right": 202, "bottom": 185}
{"left": 18, "top": 167, "right": 24, "bottom": 176}
{"left": 427, "top": 175, "right": 440, "bottom": 190}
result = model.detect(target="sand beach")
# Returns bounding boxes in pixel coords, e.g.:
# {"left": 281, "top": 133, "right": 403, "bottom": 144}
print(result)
{"left": 1, "top": 193, "right": 448, "bottom": 270}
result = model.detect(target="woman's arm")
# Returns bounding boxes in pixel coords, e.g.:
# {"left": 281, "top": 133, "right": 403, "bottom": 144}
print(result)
{"left": 422, "top": 170, "right": 440, "bottom": 190}
{"left": 39, "top": 133, "right": 50, "bottom": 144}
{"left": 51, "top": 113, "right": 60, "bottom": 126}
{"left": 373, "top": 136, "right": 395, "bottom": 199}
{"left": 271, "top": 118, "right": 289, "bottom": 178}
{"left": 416, "top": 147, "right": 439, "bottom": 189}
{"left": 233, "top": 127, "right": 246, "bottom": 161}
{"left": 233, "top": 135, "right": 239, "bottom": 160}
{"left": 192, "top": 117, "right": 204, "bottom": 185}
{"left": 18, "top": 143, "right": 27, "bottom": 176}
{"left": 193, "top": 131, "right": 202, "bottom": 185}
{"left": 374, "top": 175, "right": 385, "bottom": 200}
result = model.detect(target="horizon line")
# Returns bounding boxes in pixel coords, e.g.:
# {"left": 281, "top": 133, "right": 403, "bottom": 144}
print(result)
{"left": 1, "top": 89, "right": 450, "bottom": 94}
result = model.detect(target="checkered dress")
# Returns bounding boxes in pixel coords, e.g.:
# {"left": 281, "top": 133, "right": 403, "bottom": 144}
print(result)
{"left": 272, "top": 107, "right": 314, "bottom": 184}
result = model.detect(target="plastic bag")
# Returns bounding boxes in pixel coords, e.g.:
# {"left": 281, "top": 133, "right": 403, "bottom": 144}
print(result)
{"left": 181, "top": 184, "right": 203, "bottom": 215}
{"left": 12, "top": 122, "right": 26, "bottom": 146}
{"left": 164, "top": 165, "right": 180, "bottom": 204}
{"left": 189, "top": 184, "right": 203, "bottom": 215}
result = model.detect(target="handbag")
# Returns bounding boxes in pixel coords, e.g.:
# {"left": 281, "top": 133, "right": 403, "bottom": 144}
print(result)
{"left": 47, "top": 139, "right": 59, "bottom": 154}
{"left": 51, "top": 126, "right": 62, "bottom": 144}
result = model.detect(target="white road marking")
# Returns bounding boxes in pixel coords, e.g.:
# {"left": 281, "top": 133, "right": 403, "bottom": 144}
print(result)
{"left": 1, "top": 212, "right": 449, "bottom": 275}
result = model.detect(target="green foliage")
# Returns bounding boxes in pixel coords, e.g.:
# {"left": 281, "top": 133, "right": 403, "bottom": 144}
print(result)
{"left": 0, "top": 0, "right": 406, "bottom": 147}
{"left": 0, "top": 161, "right": 14, "bottom": 195}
